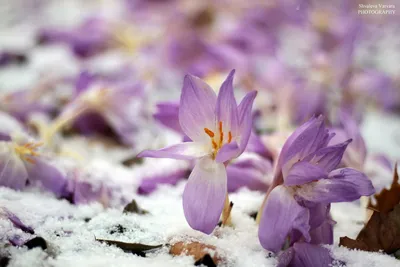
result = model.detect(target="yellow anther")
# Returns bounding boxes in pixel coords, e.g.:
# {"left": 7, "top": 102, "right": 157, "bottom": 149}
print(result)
{"left": 14, "top": 142, "right": 43, "bottom": 164}
{"left": 228, "top": 131, "right": 232, "bottom": 143}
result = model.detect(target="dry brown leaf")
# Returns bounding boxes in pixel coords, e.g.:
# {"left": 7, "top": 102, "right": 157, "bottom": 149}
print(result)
{"left": 368, "top": 163, "right": 400, "bottom": 213}
{"left": 169, "top": 241, "right": 221, "bottom": 264}
{"left": 340, "top": 165, "right": 400, "bottom": 254}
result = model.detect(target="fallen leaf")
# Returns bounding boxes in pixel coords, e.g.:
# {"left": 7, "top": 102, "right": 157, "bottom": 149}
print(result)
{"left": 368, "top": 163, "right": 400, "bottom": 213}
{"left": 340, "top": 166, "right": 400, "bottom": 254}
{"left": 96, "top": 238, "right": 162, "bottom": 256}
{"left": 170, "top": 241, "right": 221, "bottom": 264}
{"left": 340, "top": 203, "right": 400, "bottom": 253}
{"left": 123, "top": 199, "right": 148, "bottom": 215}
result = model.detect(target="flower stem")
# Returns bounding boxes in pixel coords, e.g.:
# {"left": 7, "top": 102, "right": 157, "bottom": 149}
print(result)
{"left": 221, "top": 194, "right": 233, "bottom": 226}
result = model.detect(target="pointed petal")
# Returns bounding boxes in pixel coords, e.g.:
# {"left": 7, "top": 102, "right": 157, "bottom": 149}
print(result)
{"left": 236, "top": 91, "right": 257, "bottom": 155}
{"left": 292, "top": 243, "right": 333, "bottom": 267}
{"left": 307, "top": 139, "right": 352, "bottom": 172}
{"left": 215, "top": 142, "right": 239, "bottom": 163}
{"left": 296, "top": 168, "right": 375, "bottom": 203}
{"left": 0, "top": 144, "right": 28, "bottom": 190}
{"left": 137, "top": 142, "right": 210, "bottom": 160}
{"left": 215, "top": 70, "right": 239, "bottom": 136}
{"left": 183, "top": 157, "right": 227, "bottom": 234}
{"left": 258, "top": 185, "right": 310, "bottom": 253}
{"left": 285, "top": 161, "right": 328, "bottom": 186}
{"left": 179, "top": 74, "right": 217, "bottom": 142}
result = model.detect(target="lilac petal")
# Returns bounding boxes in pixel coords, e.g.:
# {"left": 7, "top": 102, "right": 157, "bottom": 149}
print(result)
{"left": 25, "top": 158, "right": 68, "bottom": 198}
{"left": 153, "top": 102, "right": 183, "bottom": 134}
{"left": 307, "top": 203, "right": 330, "bottom": 229}
{"left": 236, "top": 91, "right": 258, "bottom": 155}
{"left": 285, "top": 161, "right": 328, "bottom": 186}
{"left": 137, "top": 142, "right": 210, "bottom": 160}
{"left": 227, "top": 155, "right": 272, "bottom": 192}
{"left": 307, "top": 139, "right": 352, "bottom": 172}
{"left": 310, "top": 218, "right": 334, "bottom": 245}
{"left": 277, "top": 247, "right": 295, "bottom": 267}
{"left": 215, "top": 70, "right": 239, "bottom": 136}
{"left": 215, "top": 142, "right": 240, "bottom": 163}
{"left": 0, "top": 111, "right": 24, "bottom": 140}
{"left": 339, "top": 111, "right": 367, "bottom": 163}
{"left": 258, "top": 185, "right": 310, "bottom": 253}
{"left": 179, "top": 74, "right": 217, "bottom": 143}
{"left": 279, "top": 116, "right": 331, "bottom": 177}
{"left": 246, "top": 132, "right": 273, "bottom": 159}
{"left": 0, "top": 146, "right": 28, "bottom": 190}
{"left": 292, "top": 243, "right": 333, "bottom": 267}
{"left": 1, "top": 208, "right": 34, "bottom": 234}
{"left": 137, "top": 168, "right": 188, "bottom": 195}
{"left": 182, "top": 157, "right": 227, "bottom": 234}
{"left": 296, "top": 168, "right": 375, "bottom": 203}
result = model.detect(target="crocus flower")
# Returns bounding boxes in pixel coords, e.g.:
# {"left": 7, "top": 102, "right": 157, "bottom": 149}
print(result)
{"left": 258, "top": 115, "right": 374, "bottom": 253}
{"left": 138, "top": 70, "right": 257, "bottom": 234}
{"left": 49, "top": 72, "right": 145, "bottom": 146}
{"left": 0, "top": 133, "right": 67, "bottom": 196}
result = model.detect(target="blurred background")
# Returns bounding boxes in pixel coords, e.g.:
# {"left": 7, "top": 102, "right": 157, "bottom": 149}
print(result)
{"left": 0, "top": 0, "right": 399, "bottom": 171}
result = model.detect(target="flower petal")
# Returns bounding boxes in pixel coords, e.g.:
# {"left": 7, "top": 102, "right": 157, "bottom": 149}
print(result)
{"left": 307, "top": 139, "right": 352, "bottom": 172}
{"left": 292, "top": 243, "right": 333, "bottom": 267}
{"left": 296, "top": 168, "right": 375, "bottom": 203}
{"left": 137, "top": 142, "right": 210, "bottom": 160}
{"left": 226, "top": 155, "right": 271, "bottom": 192}
{"left": 153, "top": 102, "right": 183, "bottom": 134}
{"left": 0, "top": 144, "right": 28, "bottom": 190}
{"left": 183, "top": 157, "right": 227, "bottom": 234}
{"left": 285, "top": 161, "right": 328, "bottom": 186}
{"left": 309, "top": 217, "right": 334, "bottom": 245}
{"left": 258, "top": 185, "right": 310, "bottom": 253}
{"left": 215, "top": 70, "right": 239, "bottom": 136}
{"left": 236, "top": 91, "right": 257, "bottom": 155}
{"left": 215, "top": 142, "right": 239, "bottom": 163}
{"left": 179, "top": 74, "right": 217, "bottom": 142}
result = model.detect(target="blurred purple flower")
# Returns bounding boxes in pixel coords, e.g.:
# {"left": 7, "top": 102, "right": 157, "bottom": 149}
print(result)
{"left": 38, "top": 17, "right": 111, "bottom": 58}
{"left": 138, "top": 70, "right": 257, "bottom": 233}
{"left": 258, "top": 115, "right": 374, "bottom": 253}
{"left": 0, "top": 134, "right": 67, "bottom": 196}
{"left": 0, "top": 111, "right": 25, "bottom": 141}
{"left": 53, "top": 72, "right": 145, "bottom": 145}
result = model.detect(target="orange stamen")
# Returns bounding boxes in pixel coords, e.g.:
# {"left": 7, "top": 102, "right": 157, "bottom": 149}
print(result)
{"left": 25, "top": 157, "right": 36, "bottom": 164}
{"left": 212, "top": 140, "right": 218, "bottom": 150}
{"left": 219, "top": 121, "right": 224, "bottom": 146}
{"left": 228, "top": 131, "right": 232, "bottom": 143}
{"left": 204, "top": 128, "right": 215, "bottom": 138}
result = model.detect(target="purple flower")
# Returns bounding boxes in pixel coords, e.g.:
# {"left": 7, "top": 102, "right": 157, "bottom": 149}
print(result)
{"left": 38, "top": 17, "right": 111, "bottom": 58}
{"left": 138, "top": 70, "right": 257, "bottom": 233}
{"left": 277, "top": 242, "right": 333, "bottom": 267}
{"left": 258, "top": 115, "right": 374, "bottom": 253}
{"left": 52, "top": 73, "right": 145, "bottom": 145}
{"left": 0, "top": 133, "right": 67, "bottom": 196}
